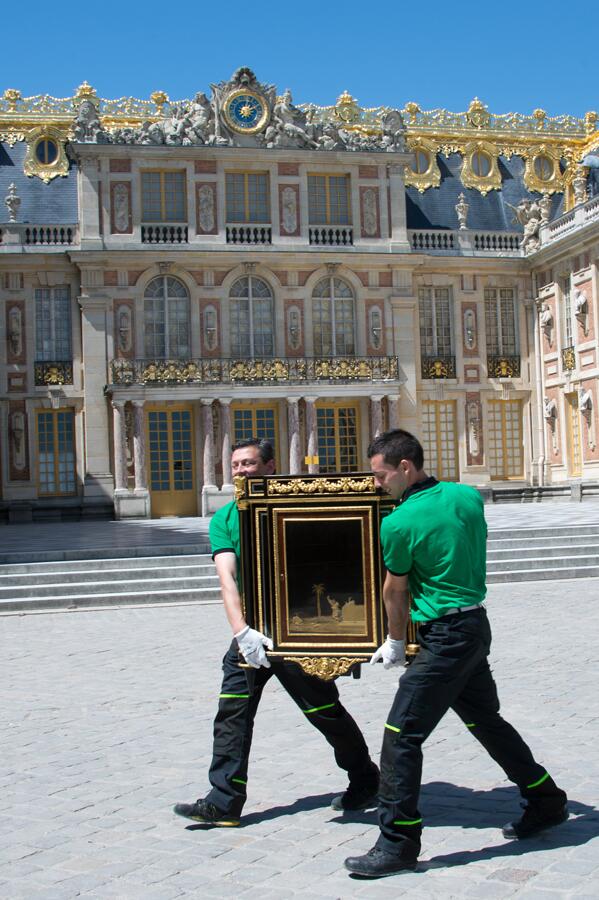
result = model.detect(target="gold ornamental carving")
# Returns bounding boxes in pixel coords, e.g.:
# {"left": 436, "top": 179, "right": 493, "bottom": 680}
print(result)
{"left": 466, "top": 98, "right": 491, "bottom": 129}
{"left": 404, "top": 136, "right": 441, "bottom": 192}
{"left": 460, "top": 140, "right": 502, "bottom": 194}
{"left": 335, "top": 91, "right": 360, "bottom": 124}
{"left": 267, "top": 475, "right": 376, "bottom": 496}
{"left": 284, "top": 656, "right": 363, "bottom": 680}
{"left": 523, "top": 144, "right": 565, "bottom": 195}
{"left": 23, "top": 126, "right": 69, "bottom": 182}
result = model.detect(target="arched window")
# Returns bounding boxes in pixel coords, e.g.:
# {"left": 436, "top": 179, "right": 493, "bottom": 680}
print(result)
{"left": 229, "top": 276, "right": 274, "bottom": 357}
{"left": 312, "top": 276, "right": 355, "bottom": 356}
{"left": 144, "top": 276, "right": 190, "bottom": 359}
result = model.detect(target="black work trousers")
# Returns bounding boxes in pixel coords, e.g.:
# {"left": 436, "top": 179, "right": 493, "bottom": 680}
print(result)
{"left": 205, "top": 640, "right": 373, "bottom": 816}
{"left": 377, "top": 607, "right": 556, "bottom": 853}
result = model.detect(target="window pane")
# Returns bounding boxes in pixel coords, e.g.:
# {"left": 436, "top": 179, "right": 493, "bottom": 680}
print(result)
{"left": 308, "top": 176, "right": 327, "bottom": 224}
{"left": 226, "top": 173, "right": 246, "bottom": 222}
{"left": 247, "top": 174, "right": 269, "bottom": 223}
{"left": 230, "top": 298, "right": 251, "bottom": 356}
{"left": 141, "top": 172, "right": 162, "bottom": 221}
{"left": 164, "top": 172, "right": 186, "bottom": 221}
{"left": 329, "top": 176, "right": 350, "bottom": 224}
{"left": 35, "top": 287, "right": 71, "bottom": 361}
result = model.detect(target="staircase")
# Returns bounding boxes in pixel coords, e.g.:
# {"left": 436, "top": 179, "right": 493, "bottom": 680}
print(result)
{"left": 487, "top": 523, "right": 599, "bottom": 583}
{"left": 0, "top": 547, "right": 221, "bottom": 613}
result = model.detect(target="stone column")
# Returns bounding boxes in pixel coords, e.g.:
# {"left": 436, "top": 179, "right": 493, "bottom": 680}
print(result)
{"left": 390, "top": 296, "right": 419, "bottom": 435}
{"left": 370, "top": 395, "right": 384, "bottom": 439}
{"left": 305, "top": 396, "right": 319, "bottom": 474}
{"left": 388, "top": 164, "right": 411, "bottom": 252}
{"left": 220, "top": 398, "right": 232, "bottom": 487}
{"left": 132, "top": 400, "right": 148, "bottom": 491}
{"left": 79, "top": 156, "right": 103, "bottom": 249}
{"left": 201, "top": 399, "right": 218, "bottom": 516}
{"left": 112, "top": 399, "right": 128, "bottom": 491}
{"left": 387, "top": 394, "right": 401, "bottom": 429}
{"left": 79, "top": 294, "right": 114, "bottom": 511}
{"left": 287, "top": 398, "right": 301, "bottom": 474}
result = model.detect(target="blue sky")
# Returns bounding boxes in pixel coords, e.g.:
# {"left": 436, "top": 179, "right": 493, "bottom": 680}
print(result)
{"left": 2, "top": 1, "right": 593, "bottom": 118}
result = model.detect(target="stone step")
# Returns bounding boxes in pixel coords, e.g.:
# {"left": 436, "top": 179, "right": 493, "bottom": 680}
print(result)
{"left": 487, "top": 523, "right": 599, "bottom": 541}
{"left": 487, "top": 533, "right": 599, "bottom": 550}
{"left": 487, "top": 564, "right": 599, "bottom": 583}
{"left": 0, "top": 573, "right": 220, "bottom": 600}
{"left": 0, "top": 558, "right": 214, "bottom": 583}
{"left": 487, "top": 543, "right": 599, "bottom": 561}
{"left": 0, "top": 542, "right": 210, "bottom": 566}
{"left": 487, "top": 552, "right": 599, "bottom": 572}
{"left": 0, "top": 587, "right": 222, "bottom": 614}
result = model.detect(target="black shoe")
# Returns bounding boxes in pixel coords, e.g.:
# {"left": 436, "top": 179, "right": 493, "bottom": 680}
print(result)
{"left": 331, "top": 763, "right": 379, "bottom": 811}
{"left": 344, "top": 845, "right": 418, "bottom": 878}
{"left": 502, "top": 798, "right": 568, "bottom": 839}
{"left": 173, "top": 798, "right": 240, "bottom": 827}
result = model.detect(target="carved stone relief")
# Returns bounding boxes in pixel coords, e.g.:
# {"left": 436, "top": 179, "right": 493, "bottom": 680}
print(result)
{"left": 544, "top": 396, "right": 559, "bottom": 456}
{"left": 196, "top": 183, "right": 217, "bottom": 234}
{"left": 8, "top": 400, "right": 30, "bottom": 480}
{"left": 465, "top": 393, "right": 483, "bottom": 466}
{"left": 367, "top": 303, "right": 383, "bottom": 351}
{"left": 111, "top": 181, "right": 132, "bottom": 234}
{"left": 114, "top": 301, "right": 134, "bottom": 358}
{"left": 280, "top": 185, "right": 299, "bottom": 236}
{"left": 200, "top": 300, "right": 220, "bottom": 356}
{"left": 286, "top": 304, "right": 302, "bottom": 352}
{"left": 360, "top": 186, "right": 380, "bottom": 238}
{"left": 6, "top": 300, "right": 25, "bottom": 363}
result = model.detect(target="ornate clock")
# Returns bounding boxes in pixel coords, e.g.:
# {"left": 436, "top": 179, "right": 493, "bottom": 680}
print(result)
{"left": 223, "top": 88, "right": 270, "bottom": 135}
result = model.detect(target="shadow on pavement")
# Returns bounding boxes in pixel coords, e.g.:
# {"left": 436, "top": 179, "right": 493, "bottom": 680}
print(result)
{"left": 186, "top": 791, "right": 340, "bottom": 829}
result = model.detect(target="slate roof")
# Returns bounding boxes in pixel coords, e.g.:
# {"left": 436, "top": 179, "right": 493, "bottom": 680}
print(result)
{"left": 0, "top": 142, "right": 78, "bottom": 225}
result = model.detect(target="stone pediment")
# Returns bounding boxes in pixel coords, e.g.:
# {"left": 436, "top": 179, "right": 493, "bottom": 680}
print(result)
{"left": 71, "top": 67, "right": 406, "bottom": 153}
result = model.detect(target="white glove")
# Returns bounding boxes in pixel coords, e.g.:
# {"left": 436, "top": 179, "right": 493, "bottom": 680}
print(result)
{"left": 234, "top": 625, "right": 273, "bottom": 669}
{"left": 370, "top": 636, "right": 406, "bottom": 669}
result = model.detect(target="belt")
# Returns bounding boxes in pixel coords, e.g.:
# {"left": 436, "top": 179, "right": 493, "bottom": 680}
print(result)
{"left": 442, "top": 603, "right": 484, "bottom": 616}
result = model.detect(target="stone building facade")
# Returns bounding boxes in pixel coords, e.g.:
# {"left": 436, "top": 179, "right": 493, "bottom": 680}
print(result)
{"left": 1, "top": 69, "right": 599, "bottom": 519}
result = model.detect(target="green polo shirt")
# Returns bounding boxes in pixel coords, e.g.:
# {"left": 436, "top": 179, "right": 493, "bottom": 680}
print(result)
{"left": 209, "top": 500, "right": 240, "bottom": 562}
{"left": 380, "top": 481, "right": 487, "bottom": 622}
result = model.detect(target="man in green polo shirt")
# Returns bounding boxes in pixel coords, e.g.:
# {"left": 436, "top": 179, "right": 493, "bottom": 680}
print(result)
{"left": 345, "top": 429, "right": 568, "bottom": 878}
{"left": 174, "top": 438, "right": 378, "bottom": 827}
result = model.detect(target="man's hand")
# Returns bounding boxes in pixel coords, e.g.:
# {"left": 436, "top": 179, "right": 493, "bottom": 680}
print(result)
{"left": 370, "top": 636, "right": 406, "bottom": 669}
{"left": 234, "top": 625, "right": 274, "bottom": 669}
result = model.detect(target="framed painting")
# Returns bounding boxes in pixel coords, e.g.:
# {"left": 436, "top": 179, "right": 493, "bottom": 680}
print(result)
{"left": 236, "top": 473, "right": 418, "bottom": 679}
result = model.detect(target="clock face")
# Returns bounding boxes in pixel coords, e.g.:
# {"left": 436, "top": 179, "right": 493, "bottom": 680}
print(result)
{"left": 224, "top": 89, "right": 269, "bottom": 134}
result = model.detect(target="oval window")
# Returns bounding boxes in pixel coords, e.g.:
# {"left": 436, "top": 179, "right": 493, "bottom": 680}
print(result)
{"left": 534, "top": 155, "right": 554, "bottom": 181}
{"left": 35, "top": 139, "right": 59, "bottom": 165}
{"left": 471, "top": 151, "right": 491, "bottom": 177}
{"left": 412, "top": 149, "right": 430, "bottom": 175}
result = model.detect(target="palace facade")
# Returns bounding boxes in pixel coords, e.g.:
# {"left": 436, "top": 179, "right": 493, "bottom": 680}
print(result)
{"left": 1, "top": 68, "right": 599, "bottom": 520}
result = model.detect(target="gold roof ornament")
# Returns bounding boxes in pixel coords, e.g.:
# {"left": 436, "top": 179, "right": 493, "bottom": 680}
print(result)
{"left": 585, "top": 111, "right": 598, "bottom": 135}
{"left": 533, "top": 108, "right": 546, "bottom": 130}
{"left": 335, "top": 90, "right": 360, "bottom": 124}
{"left": 404, "top": 101, "right": 421, "bottom": 123}
{"left": 150, "top": 91, "right": 169, "bottom": 114}
{"left": 3, "top": 89, "right": 21, "bottom": 112}
{"left": 74, "top": 81, "right": 99, "bottom": 107}
{"left": 467, "top": 98, "right": 491, "bottom": 129}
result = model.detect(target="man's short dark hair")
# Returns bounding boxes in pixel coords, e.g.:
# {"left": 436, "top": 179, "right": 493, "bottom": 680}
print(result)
{"left": 367, "top": 429, "right": 424, "bottom": 470}
{"left": 231, "top": 437, "right": 275, "bottom": 465}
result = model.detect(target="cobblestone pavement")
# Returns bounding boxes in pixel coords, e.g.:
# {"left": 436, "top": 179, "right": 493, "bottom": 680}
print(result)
{"left": 2, "top": 580, "right": 598, "bottom": 899}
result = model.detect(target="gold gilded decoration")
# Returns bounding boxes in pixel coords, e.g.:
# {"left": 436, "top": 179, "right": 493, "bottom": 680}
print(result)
{"left": 150, "top": 91, "right": 169, "bottom": 114}
{"left": 74, "top": 81, "right": 99, "bottom": 106}
{"left": 487, "top": 355, "right": 521, "bottom": 378}
{"left": 0, "top": 129, "right": 25, "bottom": 146}
{"left": 533, "top": 108, "right": 547, "bottom": 130}
{"left": 523, "top": 144, "right": 565, "bottom": 195}
{"left": 233, "top": 475, "right": 247, "bottom": 503}
{"left": 34, "top": 362, "right": 74, "bottom": 386}
{"left": 284, "top": 656, "right": 363, "bottom": 680}
{"left": 335, "top": 91, "right": 360, "bottom": 124}
{"left": 267, "top": 476, "right": 376, "bottom": 496}
{"left": 461, "top": 140, "right": 501, "bottom": 195}
{"left": 562, "top": 346, "right": 576, "bottom": 371}
{"left": 404, "top": 101, "right": 421, "bottom": 123}
{"left": 584, "top": 111, "right": 597, "bottom": 136}
{"left": 229, "top": 359, "right": 290, "bottom": 382}
{"left": 23, "top": 126, "right": 69, "bottom": 182}
{"left": 467, "top": 98, "right": 491, "bottom": 129}
{"left": 404, "top": 136, "right": 441, "bottom": 192}
{"left": 223, "top": 88, "right": 270, "bottom": 135}
{"left": 421, "top": 355, "right": 457, "bottom": 379}
{"left": 3, "top": 89, "right": 21, "bottom": 112}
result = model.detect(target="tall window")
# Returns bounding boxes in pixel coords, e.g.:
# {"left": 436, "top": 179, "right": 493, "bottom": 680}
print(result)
{"left": 230, "top": 276, "right": 274, "bottom": 357}
{"left": 316, "top": 404, "right": 359, "bottom": 473}
{"left": 35, "top": 287, "right": 72, "bottom": 361}
{"left": 225, "top": 173, "right": 270, "bottom": 223}
{"left": 421, "top": 401, "right": 458, "bottom": 481}
{"left": 232, "top": 405, "right": 278, "bottom": 466}
{"left": 562, "top": 277, "right": 573, "bottom": 346}
{"left": 144, "top": 276, "right": 190, "bottom": 359}
{"left": 308, "top": 175, "right": 350, "bottom": 225}
{"left": 141, "top": 171, "right": 186, "bottom": 221}
{"left": 37, "top": 409, "right": 76, "bottom": 495}
{"left": 312, "top": 277, "right": 355, "bottom": 356}
{"left": 419, "top": 287, "right": 452, "bottom": 356}
{"left": 487, "top": 400, "right": 523, "bottom": 479}
{"left": 485, "top": 288, "right": 518, "bottom": 355}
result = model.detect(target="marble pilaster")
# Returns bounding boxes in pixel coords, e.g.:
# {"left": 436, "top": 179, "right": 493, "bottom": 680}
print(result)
{"left": 287, "top": 398, "right": 301, "bottom": 474}
{"left": 305, "top": 396, "right": 319, "bottom": 474}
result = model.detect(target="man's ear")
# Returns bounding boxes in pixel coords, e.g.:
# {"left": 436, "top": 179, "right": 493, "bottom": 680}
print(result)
{"left": 265, "top": 459, "right": 276, "bottom": 475}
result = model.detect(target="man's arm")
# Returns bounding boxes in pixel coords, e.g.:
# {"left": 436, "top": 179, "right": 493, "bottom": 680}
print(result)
{"left": 214, "top": 551, "right": 246, "bottom": 635}
{"left": 382, "top": 571, "right": 410, "bottom": 642}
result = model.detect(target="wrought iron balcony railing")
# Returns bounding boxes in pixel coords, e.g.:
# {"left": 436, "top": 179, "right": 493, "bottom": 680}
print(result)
{"left": 110, "top": 355, "right": 399, "bottom": 386}
{"left": 34, "top": 360, "right": 74, "bottom": 386}
{"left": 487, "top": 355, "right": 521, "bottom": 378}
{"left": 561, "top": 345, "right": 576, "bottom": 371}
{"left": 421, "top": 355, "right": 456, "bottom": 379}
